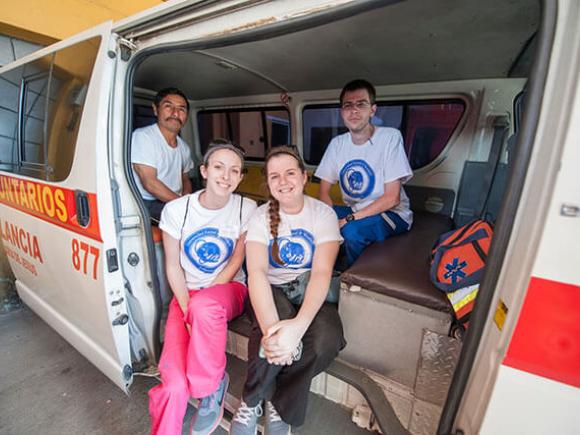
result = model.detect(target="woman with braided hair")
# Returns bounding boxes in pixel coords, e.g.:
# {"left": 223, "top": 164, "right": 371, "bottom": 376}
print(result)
{"left": 230, "top": 146, "right": 346, "bottom": 435}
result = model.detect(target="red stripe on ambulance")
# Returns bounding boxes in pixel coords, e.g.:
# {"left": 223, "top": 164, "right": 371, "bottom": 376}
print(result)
{"left": 0, "top": 174, "right": 101, "bottom": 242}
{"left": 504, "top": 277, "right": 580, "bottom": 388}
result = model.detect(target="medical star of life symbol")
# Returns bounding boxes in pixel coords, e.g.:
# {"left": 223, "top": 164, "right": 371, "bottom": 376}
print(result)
{"left": 443, "top": 257, "right": 467, "bottom": 284}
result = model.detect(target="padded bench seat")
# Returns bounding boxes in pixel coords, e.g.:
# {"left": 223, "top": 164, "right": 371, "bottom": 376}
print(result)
{"left": 337, "top": 212, "right": 456, "bottom": 387}
{"left": 341, "top": 211, "right": 454, "bottom": 313}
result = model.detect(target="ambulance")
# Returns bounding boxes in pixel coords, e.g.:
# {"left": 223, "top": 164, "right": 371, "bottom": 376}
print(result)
{"left": 0, "top": 0, "right": 577, "bottom": 433}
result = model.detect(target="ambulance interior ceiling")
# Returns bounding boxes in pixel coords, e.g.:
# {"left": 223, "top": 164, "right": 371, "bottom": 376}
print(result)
{"left": 133, "top": 0, "right": 539, "bottom": 100}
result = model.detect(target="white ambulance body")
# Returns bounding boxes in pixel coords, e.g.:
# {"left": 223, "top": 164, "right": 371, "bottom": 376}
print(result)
{"left": 0, "top": 1, "right": 577, "bottom": 433}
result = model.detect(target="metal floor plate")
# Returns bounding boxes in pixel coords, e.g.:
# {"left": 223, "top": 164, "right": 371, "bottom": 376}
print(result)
{"left": 414, "top": 330, "right": 461, "bottom": 406}
{"left": 409, "top": 399, "right": 442, "bottom": 435}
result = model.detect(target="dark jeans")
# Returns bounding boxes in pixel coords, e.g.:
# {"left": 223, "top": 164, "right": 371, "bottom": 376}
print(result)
{"left": 334, "top": 205, "right": 409, "bottom": 267}
{"left": 242, "top": 286, "right": 346, "bottom": 426}
{"left": 144, "top": 199, "right": 166, "bottom": 224}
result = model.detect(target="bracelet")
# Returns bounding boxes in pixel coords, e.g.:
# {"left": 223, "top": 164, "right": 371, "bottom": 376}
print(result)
{"left": 292, "top": 340, "right": 303, "bottom": 361}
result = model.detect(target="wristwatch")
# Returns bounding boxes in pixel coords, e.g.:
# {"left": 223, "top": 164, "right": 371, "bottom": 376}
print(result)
{"left": 346, "top": 213, "right": 356, "bottom": 222}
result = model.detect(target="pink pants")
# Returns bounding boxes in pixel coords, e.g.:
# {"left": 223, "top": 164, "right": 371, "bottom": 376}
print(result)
{"left": 149, "top": 282, "right": 247, "bottom": 435}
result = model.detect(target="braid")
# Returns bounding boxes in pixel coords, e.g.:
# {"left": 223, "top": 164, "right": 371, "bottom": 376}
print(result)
{"left": 264, "top": 145, "right": 306, "bottom": 266}
{"left": 268, "top": 195, "right": 283, "bottom": 265}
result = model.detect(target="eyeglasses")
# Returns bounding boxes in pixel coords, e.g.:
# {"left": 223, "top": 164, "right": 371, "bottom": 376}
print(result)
{"left": 341, "top": 101, "right": 372, "bottom": 111}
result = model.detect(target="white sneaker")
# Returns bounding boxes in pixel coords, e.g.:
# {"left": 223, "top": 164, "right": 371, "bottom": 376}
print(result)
{"left": 264, "top": 401, "right": 291, "bottom": 435}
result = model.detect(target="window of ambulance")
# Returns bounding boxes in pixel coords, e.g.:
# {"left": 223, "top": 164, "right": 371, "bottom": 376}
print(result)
{"left": 0, "top": 36, "right": 100, "bottom": 181}
{"left": 133, "top": 104, "right": 157, "bottom": 130}
{"left": 302, "top": 99, "right": 465, "bottom": 169}
{"left": 197, "top": 107, "right": 290, "bottom": 160}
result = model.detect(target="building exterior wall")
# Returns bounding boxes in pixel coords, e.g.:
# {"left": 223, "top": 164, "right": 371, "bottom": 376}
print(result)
{"left": 0, "top": 0, "right": 164, "bottom": 44}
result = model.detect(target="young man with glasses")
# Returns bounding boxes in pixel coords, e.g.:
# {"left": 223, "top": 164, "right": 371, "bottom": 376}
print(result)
{"left": 315, "top": 79, "right": 413, "bottom": 267}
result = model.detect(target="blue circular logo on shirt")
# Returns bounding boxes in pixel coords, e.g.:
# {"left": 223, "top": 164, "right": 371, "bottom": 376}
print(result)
{"left": 270, "top": 229, "right": 315, "bottom": 269}
{"left": 184, "top": 227, "right": 234, "bottom": 273}
{"left": 339, "top": 159, "right": 375, "bottom": 199}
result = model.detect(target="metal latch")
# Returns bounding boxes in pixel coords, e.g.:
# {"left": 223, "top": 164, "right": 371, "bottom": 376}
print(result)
{"left": 119, "top": 215, "right": 141, "bottom": 230}
{"left": 112, "top": 314, "right": 129, "bottom": 326}
{"left": 561, "top": 203, "right": 580, "bottom": 217}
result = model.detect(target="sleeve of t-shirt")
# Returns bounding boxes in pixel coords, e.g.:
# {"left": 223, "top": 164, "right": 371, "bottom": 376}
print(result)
{"left": 240, "top": 198, "right": 258, "bottom": 233}
{"left": 383, "top": 130, "right": 413, "bottom": 184}
{"left": 180, "top": 140, "right": 194, "bottom": 173}
{"left": 313, "top": 201, "right": 343, "bottom": 245}
{"left": 131, "top": 129, "right": 159, "bottom": 168}
{"left": 159, "top": 196, "right": 187, "bottom": 240}
{"left": 245, "top": 207, "right": 270, "bottom": 246}
{"left": 314, "top": 139, "right": 338, "bottom": 183}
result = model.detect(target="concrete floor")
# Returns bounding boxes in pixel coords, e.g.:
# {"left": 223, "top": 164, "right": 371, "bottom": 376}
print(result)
{"left": 0, "top": 306, "right": 225, "bottom": 435}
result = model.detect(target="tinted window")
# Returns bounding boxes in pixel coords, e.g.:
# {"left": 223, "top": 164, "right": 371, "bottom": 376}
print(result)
{"left": 0, "top": 36, "right": 101, "bottom": 181}
{"left": 198, "top": 108, "right": 290, "bottom": 160}
{"left": 133, "top": 104, "right": 157, "bottom": 130}
{"left": 302, "top": 100, "right": 464, "bottom": 168}
{"left": 21, "top": 56, "right": 54, "bottom": 167}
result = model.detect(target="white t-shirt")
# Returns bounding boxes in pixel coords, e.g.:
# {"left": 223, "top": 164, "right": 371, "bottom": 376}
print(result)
{"left": 131, "top": 123, "right": 194, "bottom": 200}
{"left": 160, "top": 191, "right": 257, "bottom": 289}
{"left": 246, "top": 196, "right": 343, "bottom": 285}
{"left": 314, "top": 127, "right": 413, "bottom": 225}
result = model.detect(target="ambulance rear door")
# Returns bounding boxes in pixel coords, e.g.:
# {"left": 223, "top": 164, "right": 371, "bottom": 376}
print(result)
{"left": 0, "top": 22, "right": 133, "bottom": 391}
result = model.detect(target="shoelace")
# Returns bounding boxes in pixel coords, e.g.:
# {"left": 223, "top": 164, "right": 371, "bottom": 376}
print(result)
{"left": 267, "top": 402, "right": 283, "bottom": 423}
{"left": 233, "top": 401, "right": 263, "bottom": 425}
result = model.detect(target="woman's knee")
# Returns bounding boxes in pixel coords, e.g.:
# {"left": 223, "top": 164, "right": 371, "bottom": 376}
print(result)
{"left": 307, "top": 309, "right": 345, "bottom": 359}
{"left": 160, "top": 376, "right": 189, "bottom": 400}
{"left": 187, "top": 294, "right": 226, "bottom": 322}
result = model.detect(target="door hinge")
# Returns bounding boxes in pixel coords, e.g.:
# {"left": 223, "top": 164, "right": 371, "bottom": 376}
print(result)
{"left": 112, "top": 314, "right": 129, "bottom": 326}
{"left": 123, "top": 364, "right": 133, "bottom": 381}
{"left": 118, "top": 37, "right": 137, "bottom": 61}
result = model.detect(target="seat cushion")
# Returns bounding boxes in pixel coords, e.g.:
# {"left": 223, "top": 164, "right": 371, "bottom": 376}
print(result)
{"left": 341, "top": 212, "right": 454, "bottom": 313}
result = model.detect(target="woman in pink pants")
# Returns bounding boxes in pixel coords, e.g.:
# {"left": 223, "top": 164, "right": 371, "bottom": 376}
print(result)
{"left": 149, "top": 139, "right": 257, "bottom": 435}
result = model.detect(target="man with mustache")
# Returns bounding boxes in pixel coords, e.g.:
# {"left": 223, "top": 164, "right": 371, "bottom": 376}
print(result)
{"left": 132, "top": 87, "right": 194, "bottom": 222}
{"left": 315, "top": 79, "right": 413, "bottom": 268}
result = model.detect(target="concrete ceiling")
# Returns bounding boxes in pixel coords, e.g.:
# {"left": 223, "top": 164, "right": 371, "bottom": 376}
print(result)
{"left": 134, "top": 0, "right": 539, "bottom": 100}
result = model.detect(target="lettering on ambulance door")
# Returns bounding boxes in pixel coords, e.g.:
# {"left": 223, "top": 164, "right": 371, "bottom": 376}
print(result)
{"left": 0, "top": 23, "right": 133, "bottom": 391}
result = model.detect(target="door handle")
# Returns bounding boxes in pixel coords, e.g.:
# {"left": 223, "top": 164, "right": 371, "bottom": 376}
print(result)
{"left": 74, "top": 190, "right": 90, "bottom": 227}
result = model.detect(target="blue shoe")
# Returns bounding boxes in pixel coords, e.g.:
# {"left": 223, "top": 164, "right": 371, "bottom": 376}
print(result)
{"left": 191, "top": 373, "right": 230, "bottom": 435}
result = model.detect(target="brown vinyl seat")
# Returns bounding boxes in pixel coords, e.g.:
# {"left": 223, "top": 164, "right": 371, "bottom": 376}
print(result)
{"left": 341, "top": 212, "right": 454, "bottom": 313}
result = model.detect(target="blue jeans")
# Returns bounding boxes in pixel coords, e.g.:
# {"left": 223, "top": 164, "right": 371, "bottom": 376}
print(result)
{"left": 334, "top": 205, "right": 409, "bottom": 267}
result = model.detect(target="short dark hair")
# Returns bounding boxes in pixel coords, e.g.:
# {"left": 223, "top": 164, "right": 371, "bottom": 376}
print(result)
{"left": 153, "top": 87, "right": 190, "bottom": 112}
{"left": 339, "top": 79, "right": 376, "bottom": 105}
